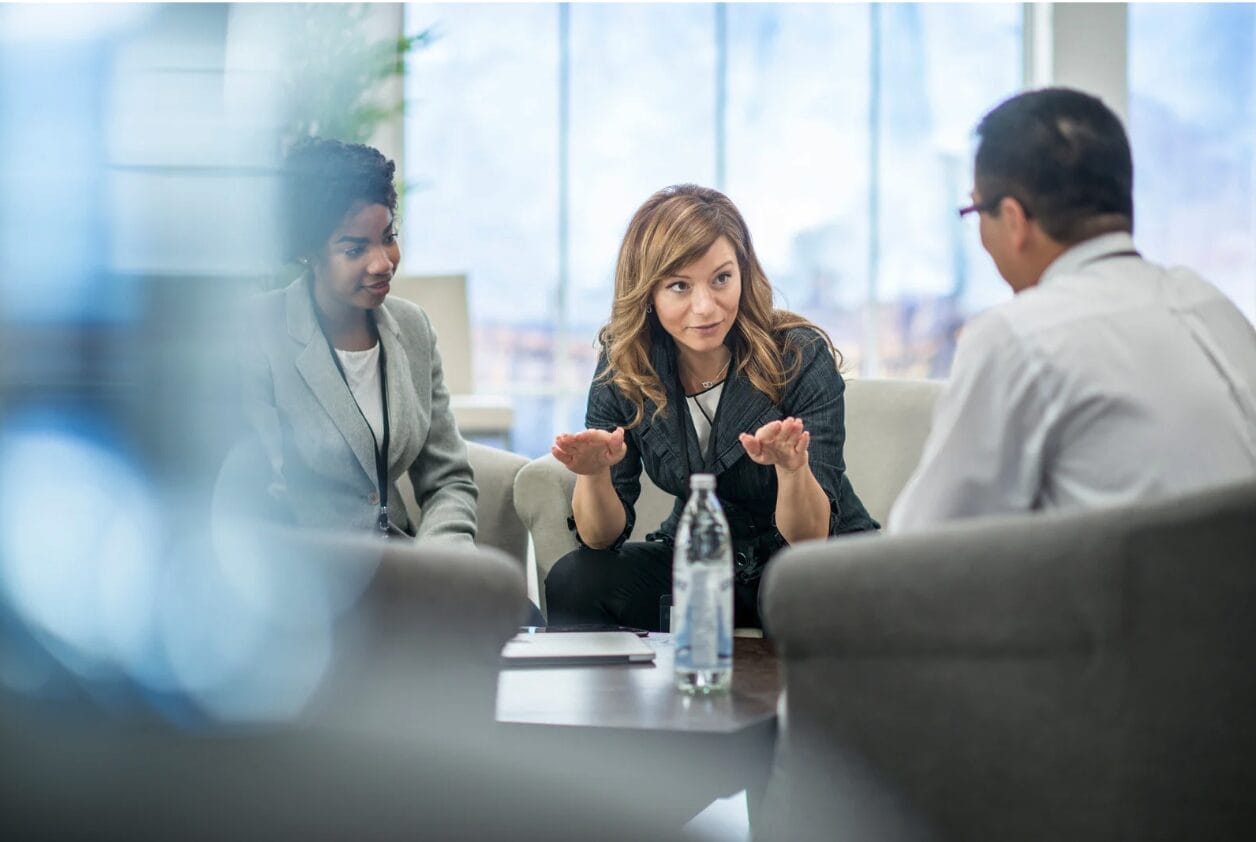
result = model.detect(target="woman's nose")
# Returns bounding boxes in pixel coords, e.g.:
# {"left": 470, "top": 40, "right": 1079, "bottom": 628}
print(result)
{"left": 368, "top": 245, "right": 395, "bottom": 275}
{"left": 690, "top": 285, "right": 715, "bottom": 314}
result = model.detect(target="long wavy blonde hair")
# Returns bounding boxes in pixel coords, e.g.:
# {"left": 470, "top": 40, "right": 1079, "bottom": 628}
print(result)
{"left": 597, "top": 184, "right": 841, "bottom": 429}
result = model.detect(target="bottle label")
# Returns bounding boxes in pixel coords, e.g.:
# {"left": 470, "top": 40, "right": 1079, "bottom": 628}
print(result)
{"left": 674, "top": 566, "right": 732, "bottom": 671}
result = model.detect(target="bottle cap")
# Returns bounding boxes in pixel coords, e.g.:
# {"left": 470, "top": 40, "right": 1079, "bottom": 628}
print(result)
{"left": 689, "top": 473, "right": 715, "bottom": 490}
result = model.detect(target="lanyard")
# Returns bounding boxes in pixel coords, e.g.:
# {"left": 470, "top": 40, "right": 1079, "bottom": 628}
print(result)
{"left": 322, "top": 314, "right": 393, "bottom": 536}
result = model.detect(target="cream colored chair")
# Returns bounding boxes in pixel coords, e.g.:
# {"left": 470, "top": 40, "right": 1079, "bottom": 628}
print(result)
{"left": 840, "top": 378, "right": 943, "bottom": 522}
{"left": 388, "top": 274, "right": 514, "bottom": 447}
{"left": 513, "top": 378, "right": 943, "bottom": 615}
{"left": 513, "top": 456, "right": 674, "bottom": 617}
{"left": 395, "top": 440, "right": 530, "bottom": 567}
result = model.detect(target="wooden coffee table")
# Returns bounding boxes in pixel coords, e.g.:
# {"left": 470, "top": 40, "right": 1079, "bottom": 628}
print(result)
{"left": 496, "top": 635, "right": 780, "bottom": 826}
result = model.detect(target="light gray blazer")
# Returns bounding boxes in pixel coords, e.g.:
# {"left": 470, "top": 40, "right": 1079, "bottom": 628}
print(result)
{"left": 241, "top": 276, "right": 477, "bottom": 544}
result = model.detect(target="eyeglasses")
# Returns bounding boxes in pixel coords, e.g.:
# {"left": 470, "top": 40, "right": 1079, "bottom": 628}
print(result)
{"left": 957, "top": 196, "right": 1003, "bottom": 219}
{"left": 958, "top": 195, "right": 1033, "bottom": 220}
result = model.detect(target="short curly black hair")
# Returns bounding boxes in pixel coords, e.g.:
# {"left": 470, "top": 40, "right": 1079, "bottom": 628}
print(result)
{"left": 282, "top": 138, "right": 398, "bottom": 263}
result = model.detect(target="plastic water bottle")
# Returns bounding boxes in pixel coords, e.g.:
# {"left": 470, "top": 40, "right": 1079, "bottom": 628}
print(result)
{"left": 673, "top": 473, "right": 733, "bottom": 694}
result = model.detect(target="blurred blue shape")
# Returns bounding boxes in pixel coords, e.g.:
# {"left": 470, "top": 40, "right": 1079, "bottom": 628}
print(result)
{"left": 0, "top": 412, "right": 159, "bottom": 680}
{"left": 158, "top": 533, "right": 334, "bottom": 723}
{"left": 0, "top": 7, "right": 151, "bottom": 325}
{"left": 0, "top": 3, "right": 290, "bottom": 724}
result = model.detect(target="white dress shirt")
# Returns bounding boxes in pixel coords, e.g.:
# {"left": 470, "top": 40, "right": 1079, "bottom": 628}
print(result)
{"left": 889, "top": 232, "right": 1256, "bottom": 533}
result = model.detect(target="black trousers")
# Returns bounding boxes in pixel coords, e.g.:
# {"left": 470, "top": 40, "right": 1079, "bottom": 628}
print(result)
{"left": 545, "top": 541, "right": 762, "bottom": 633}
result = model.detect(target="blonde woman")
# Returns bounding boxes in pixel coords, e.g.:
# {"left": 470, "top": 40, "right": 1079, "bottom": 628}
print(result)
{"left": 546, "top": 184, "right": 877, "bottom": 631}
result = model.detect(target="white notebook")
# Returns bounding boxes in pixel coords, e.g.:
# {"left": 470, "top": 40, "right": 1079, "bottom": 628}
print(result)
{"left": 501, "top": 631, "right": 656, "bottom": 666}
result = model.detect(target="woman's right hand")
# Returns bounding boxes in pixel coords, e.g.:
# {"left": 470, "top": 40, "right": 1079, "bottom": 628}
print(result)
{"left": 552, "top": 427, "right": 627, "bottom": 475}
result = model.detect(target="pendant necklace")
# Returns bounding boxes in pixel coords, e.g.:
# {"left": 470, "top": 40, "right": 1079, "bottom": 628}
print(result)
{"left": 699, "top": 356, "right": 731, "bottom": 390}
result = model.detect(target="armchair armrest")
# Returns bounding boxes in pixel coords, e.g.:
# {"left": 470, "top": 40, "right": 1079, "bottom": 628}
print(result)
{"left": 464, "top": 441, "right": 530, "bottom": 566}
{"left": 513, "top": 455, "right": 579, "bottom": 611}
{"left": 762, "top": 508, "right": 1127, "bottom": 660}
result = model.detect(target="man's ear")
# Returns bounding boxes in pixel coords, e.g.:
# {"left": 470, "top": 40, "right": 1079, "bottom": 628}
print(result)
{"left": 998, "top": 196, "right": 1034, "bottom": 252}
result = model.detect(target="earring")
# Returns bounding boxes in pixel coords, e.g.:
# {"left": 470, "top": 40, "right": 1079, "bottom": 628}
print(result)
{"left": 645, "top": 304, "right": 653, "bottom": 314}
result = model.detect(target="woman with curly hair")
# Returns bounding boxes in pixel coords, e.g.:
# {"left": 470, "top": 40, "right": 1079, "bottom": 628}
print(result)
{"left": 240, "top": 138, "right": 477, "bottom": 544}
{"left": 546, "top": 184, "right": 877, "bottom": 631}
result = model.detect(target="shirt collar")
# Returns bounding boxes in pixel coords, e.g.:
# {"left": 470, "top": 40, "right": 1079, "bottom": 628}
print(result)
{"left": 1039, "top": 231, "right": 1137, "bottom": 287}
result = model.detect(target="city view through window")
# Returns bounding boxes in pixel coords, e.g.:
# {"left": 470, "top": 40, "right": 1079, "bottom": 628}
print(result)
{"left": 1128, "top": 3, "right": 1255, "bottom": 327}
{"left": 403, "top": 3, "right": 1254, "bottom": 457}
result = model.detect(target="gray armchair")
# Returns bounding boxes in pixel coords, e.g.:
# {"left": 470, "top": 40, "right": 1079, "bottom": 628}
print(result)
{"left": 758, "top": 479, "right": 1256, "bottom": 841}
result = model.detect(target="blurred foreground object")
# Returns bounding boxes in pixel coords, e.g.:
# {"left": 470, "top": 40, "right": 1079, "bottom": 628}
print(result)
{"left": 3, "top": 525, "right": 680, "bottom": 839}
{"left": 0, "top": 8, "right": 689, "bottom": 837}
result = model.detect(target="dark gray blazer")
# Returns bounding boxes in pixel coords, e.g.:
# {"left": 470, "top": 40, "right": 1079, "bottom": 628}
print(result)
{"left": 582, "top": 326, "right": 878, "bottom": 563}
{"left": 240, "top": 276, "right": 477, "bottom": 543}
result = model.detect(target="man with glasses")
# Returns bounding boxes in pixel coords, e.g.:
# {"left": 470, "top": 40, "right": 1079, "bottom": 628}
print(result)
{"left": 888, "top": 87, "right": 1256, "bottom": 531}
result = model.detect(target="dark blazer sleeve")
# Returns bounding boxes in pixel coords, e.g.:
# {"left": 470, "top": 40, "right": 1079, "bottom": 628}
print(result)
{"left": 780, "top": 328, "right": 876, "bottom": 534}
{"left": 573, "top": 354, "right": 639, "bottom": 550}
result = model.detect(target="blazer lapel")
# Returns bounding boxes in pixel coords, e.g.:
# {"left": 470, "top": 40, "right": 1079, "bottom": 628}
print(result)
{"left": 650, "top": 338, "right": 780, "bottom": 477}
{"left": 708, "top": 358, "right": 781, "bottom": 476}
{"left": 288, "top": 280, "right": 379, "bottom": 484}
{"left": 375, "top": 302, "right": 419, "bottom": 473}
{"left": 645, "top": 340, "right": 686, "bottom": 471}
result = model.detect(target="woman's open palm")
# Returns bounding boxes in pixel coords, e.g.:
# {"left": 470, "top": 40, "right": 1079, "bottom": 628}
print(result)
{"left": 739, "top": 416, "right": 810, "bottom": 472}
{"left": 552, "top": 427, "right": 628, "bottom": 475}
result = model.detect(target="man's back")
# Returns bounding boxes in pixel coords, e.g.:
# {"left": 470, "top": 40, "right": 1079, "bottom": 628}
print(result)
{"left": 889, "top": 232, "right": 1256, "bottom": 531}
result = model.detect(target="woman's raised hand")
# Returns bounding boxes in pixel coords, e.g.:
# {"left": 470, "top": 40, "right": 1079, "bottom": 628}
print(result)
{"left": 739, "top": 416, "right": 810, "bottom": 472}
{"left": 552, "top": 427, "right": 628, "bottom": 476}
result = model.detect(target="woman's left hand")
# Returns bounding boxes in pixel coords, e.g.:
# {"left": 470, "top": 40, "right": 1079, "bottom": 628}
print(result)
{"left": 739, "top": 416, "right": 810, "bottom": 473}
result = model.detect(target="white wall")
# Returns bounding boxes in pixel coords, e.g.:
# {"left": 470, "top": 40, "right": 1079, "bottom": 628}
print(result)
{"left": 1050, "top": 3, "right": 1128, "bottom": 122}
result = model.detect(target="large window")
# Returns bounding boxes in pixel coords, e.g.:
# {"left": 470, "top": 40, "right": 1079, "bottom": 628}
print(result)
{"left": 1128, "top": 3, "right": 1256, "bottom": 323}
{"left": 403, "top": 3, "right": 1022, "bottom": 457}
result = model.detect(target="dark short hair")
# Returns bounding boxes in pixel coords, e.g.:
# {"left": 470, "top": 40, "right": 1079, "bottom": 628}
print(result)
{"left": 282, "top": 138, "right": 398, "bottom": 262}
{"left": 975, "top": 87, "right": 1133, "bottom": 243}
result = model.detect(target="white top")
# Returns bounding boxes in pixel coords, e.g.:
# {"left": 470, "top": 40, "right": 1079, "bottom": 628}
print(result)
{"left": 335, "top": 343, "right": 385, "bottom": 446}
{"left": 888, "top": 232, "right": 1256, "bottom": 533}
{"left": 686, "top": 382, "right": 724, "bottom": 455}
